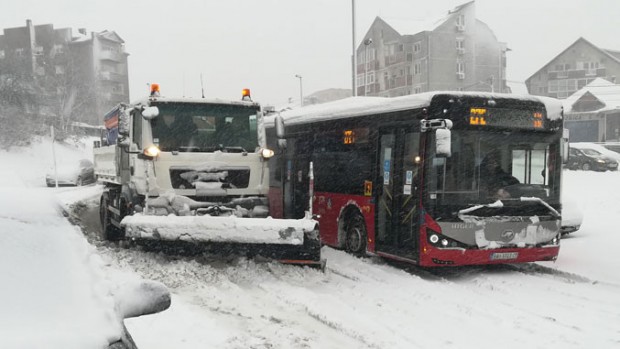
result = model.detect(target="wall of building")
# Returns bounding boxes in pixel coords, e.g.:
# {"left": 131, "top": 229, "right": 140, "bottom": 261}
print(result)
{"left": 527, "top": 40, "right": 620, "bottom": 99}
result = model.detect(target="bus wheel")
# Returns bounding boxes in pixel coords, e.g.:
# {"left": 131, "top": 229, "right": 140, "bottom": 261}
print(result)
{"left": 345, "top": 214, "right": 367, "bottom": 256}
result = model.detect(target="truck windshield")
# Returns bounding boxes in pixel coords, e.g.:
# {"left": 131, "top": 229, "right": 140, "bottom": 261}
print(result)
{"left": 425, "top": 129, "right": 561, "bottom": 219}
{"left": 151, "top": 102, "right": 259, "bottom": 152}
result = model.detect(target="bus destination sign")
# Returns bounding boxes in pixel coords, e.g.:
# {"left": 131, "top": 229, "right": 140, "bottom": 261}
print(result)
{"left": 469, "top": 107, "right": 544, "bottom": 129}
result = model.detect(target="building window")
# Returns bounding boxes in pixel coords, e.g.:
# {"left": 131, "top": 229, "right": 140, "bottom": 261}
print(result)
{"left": 548, "top": 79, "right": 577, "bottom": 94}
{"left": 53, "top": 44, "right": 64, "bottom": 55}
{"left": 583, "top": 61, "right": 600, "bottom": 76}
{"left": 414, "top": 62, "right": 421, "bottom": 75}
{"left": 456, "top": 14, "right": 465, "bottom": 31}
{"left": 413, "top": 42, "right": 421, "bottom": 53}
{"left": 366, "top": 72, "right": 375, "bottom": 85}
{"left": 456, "top": 62, "right": 465, "bottom": 79}
{"left": 414, "top": 86, "right": 422, "bottom": 94}
{"left": 456, "top": 38, "right": 465, "bottom": 54}
{"left": 357, "top": 74, "right": 365, "bottom": 87}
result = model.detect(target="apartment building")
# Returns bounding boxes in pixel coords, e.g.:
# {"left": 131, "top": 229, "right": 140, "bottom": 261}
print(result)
{"left": 526, "top": 37, "right": 620, "bottom": 99}
{"left": 0, "top": 20, "right": 129, "bottom": 126}
{"left": 355, "top": 1, "right": 509, "bottom": 97}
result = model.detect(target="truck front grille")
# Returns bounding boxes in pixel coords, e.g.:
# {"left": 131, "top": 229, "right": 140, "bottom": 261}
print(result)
{"left": 169, "top": 167, "right": 250, "bottom": 189}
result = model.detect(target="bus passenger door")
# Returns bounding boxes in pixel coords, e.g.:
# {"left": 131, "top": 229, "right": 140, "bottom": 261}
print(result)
{"left": 376, "top": 128, "right": 421, "bottom": 260}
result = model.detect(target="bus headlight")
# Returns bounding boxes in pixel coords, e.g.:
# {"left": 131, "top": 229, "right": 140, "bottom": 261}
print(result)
{"left": 429, "top": 234, "right": 439, "bottom": 244}
{"left": 260, "top": 148, "right": 275, "bottom": 159}
{"left": 143, "top": 145, "right": 161, "bottom": 158}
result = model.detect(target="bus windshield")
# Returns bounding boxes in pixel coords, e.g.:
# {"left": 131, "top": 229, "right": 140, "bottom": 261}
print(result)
{"left": 425, "top": 129, "right": 561, "bottom": 218}
{"left": 150, "top": 102, "right": 259, "bottom": 152}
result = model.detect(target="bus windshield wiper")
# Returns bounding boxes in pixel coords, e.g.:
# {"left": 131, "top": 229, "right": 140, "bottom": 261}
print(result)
{"left": 458, "top": 200, "right": 504, "bottom": 217}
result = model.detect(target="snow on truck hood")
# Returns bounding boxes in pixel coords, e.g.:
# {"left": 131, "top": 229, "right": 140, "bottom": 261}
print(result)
{"left": 0, "top": 186, "right": 121, "bottom": 348}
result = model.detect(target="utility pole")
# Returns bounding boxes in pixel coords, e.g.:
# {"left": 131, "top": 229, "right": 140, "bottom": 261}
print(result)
{"left": 295, "top": 74, "right": 303, "bottom": 107}
{"left": 352, "top": 0, "right": 357, "bottom": 96}
{"left": 363, "top": 38, "right": 373, "bottom": 96}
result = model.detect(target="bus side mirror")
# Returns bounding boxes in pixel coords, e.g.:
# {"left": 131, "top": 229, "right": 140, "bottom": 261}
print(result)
{"left": 562, "top": 128, "right": 570, "bottom": 164}
{"left": 435, "top": 128, "right": 452, "bottom": 157}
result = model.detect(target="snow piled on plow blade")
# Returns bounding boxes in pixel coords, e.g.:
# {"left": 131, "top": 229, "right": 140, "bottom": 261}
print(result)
{"left": 121, "top": 215, "right": 317, "bottom": 245}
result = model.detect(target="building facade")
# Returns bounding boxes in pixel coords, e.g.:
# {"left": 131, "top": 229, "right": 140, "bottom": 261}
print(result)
{"left": 355, "top": 1, "right": 509, "bottom": 97}
{"left": 562, "top": 78, "right": 620, "bottom": 142}
{"left": 526, "top": 37, "right": 620, "bottom": 99}
{"left": 0, "top": 20, "right": 129, "bottom": 127}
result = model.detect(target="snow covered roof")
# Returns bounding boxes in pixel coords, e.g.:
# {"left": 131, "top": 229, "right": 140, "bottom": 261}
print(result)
{"left": 385, "top": 1, "right": 473, "bottom": 36}
{"left": 563, "top": 78, "right": 620, "bottom": 113}
{"left": 268, "top": 91, "right": 562, "bottom": 126}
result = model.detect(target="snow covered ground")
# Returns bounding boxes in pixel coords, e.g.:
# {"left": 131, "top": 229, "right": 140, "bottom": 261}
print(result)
{"left": 2, "top": 138, "right": 619, "bottom": 348}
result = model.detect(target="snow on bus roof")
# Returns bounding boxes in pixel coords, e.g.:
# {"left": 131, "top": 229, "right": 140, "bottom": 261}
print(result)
{"left": 269, "top": 91, "right": 562, "bottom": 126}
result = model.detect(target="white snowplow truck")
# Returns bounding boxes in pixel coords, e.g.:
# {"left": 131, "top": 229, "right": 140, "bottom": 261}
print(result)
{"left": 93, "top": 87, "right": 322, "bottom": 267}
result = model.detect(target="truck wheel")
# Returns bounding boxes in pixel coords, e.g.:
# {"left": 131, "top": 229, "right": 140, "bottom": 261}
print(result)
{"left": 100, "top": 193, "right": 121, "bottom": 241}
{"left": 345, "top": 213, "right": 367, "bottom": 256}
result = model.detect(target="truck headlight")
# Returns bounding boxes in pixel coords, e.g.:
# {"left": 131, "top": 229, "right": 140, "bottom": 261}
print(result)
{"left": 143, "top": 145, "right": 161, "bottom": 158}
{"left": 260, "top": 148, "right": 275, "bottom": 159}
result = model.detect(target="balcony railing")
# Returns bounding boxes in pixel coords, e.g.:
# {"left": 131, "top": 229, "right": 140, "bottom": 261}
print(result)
{"left": 99, "top": 50, "right": 124, "bottom": 62}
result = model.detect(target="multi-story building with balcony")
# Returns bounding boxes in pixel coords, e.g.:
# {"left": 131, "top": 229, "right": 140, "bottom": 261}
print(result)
{"left": 526, "top": 37, "right": 620, "bottom": 99}
{"left": 0, "top": 20, "right": 129, "bottom": 126}
{"left": 355, "top": 1, "right": 509, "bottom": 97}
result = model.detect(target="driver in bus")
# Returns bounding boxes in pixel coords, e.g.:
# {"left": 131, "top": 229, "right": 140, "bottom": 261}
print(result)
{"left": 479, "top": 151, "right": 519, "bottom": 200}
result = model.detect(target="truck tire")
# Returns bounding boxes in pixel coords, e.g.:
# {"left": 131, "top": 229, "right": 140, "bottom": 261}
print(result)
{"left": 100, "top": 193, "right": 122, "bottom": 241}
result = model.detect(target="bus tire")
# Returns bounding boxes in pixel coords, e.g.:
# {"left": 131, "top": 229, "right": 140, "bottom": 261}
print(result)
{"left": 345, "top": 213, "right": 367, "bottom": 256}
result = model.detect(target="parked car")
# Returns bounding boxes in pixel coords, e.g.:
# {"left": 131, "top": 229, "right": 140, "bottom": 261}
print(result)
{"left": 0, "top": 187, "right": 171, "bottom": 348}
{"left": 567, "top": 146, "right": 618, "bottom": 171}
{"left": 561, "top": 198, "right": 584, "bottom": 235}
{"left": 46, "top": 159, "right": 96, "bottom": 187}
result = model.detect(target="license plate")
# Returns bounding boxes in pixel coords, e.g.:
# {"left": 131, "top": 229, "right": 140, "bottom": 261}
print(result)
{"left": 490, "top": 252, "right": 519, "bottom": 260}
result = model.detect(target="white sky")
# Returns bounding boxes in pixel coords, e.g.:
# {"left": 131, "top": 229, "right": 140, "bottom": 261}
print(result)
{"left": 2, "top": 0, "right": 619, "bottom": 106}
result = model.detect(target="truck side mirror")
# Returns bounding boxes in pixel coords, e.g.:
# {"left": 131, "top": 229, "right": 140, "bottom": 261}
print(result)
{"left": 142, "top": 106, "right": 159, "bottom": 120}
{"left": 275, "top": 113, "right": 287, "bottom": 149}
{"left": 118, "top": 109, "right": 131, "bottom": 137}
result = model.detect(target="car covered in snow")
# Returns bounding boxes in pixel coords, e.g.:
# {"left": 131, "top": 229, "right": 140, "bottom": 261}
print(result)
{"left": 46, "top": 159, "right": 96, "bottom": 186}
{"left": 567, "top": 144, "right": 619, "bottom": 171}
{"left": 0, "top": 187, "right": 171, "bottom": 348}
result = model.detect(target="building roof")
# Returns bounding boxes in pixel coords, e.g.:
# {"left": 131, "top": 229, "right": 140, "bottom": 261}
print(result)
{"left": 563, "top": 78, "right": 620, "bottom": 113}
{"left": 526, "top": 37, "right": 620, "bottom": 84}
{"left": 382, "top": 1, "right": 474, "bottom": 36}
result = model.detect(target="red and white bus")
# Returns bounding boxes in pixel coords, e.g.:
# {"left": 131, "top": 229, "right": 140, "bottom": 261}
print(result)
{"left": 266, "top": 92, "right": 565, "bottom": 267}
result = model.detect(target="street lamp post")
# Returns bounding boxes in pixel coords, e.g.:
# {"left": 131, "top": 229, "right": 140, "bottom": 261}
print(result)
{"left": 295, "top": 74, "right": 303, "bottom": 107}
{"left": 363, "top": 38, "right": 373, "bottom": 96}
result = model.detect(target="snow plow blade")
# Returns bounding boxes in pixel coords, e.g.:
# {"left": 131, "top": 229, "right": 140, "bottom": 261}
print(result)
{"left": 120, "top": 215, "right": 322, "bottom": 266}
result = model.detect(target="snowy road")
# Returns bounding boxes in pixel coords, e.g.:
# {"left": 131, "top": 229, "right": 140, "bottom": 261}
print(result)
{"left": 4, "top": 139, "right": 620, "bottom": 348}
{"left": 64, "top": 172, "right": 620, "bottom": 349}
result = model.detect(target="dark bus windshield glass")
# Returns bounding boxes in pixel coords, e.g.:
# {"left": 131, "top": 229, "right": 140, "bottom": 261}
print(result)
{"left": 425, "top": 130, "right": 561, "bottom": 218}
{"left": 150, "top": 102, "right": 259, "bottom": 152}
